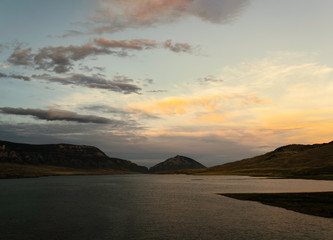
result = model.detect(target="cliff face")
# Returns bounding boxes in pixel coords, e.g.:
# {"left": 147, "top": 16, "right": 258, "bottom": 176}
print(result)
{"left": 149, "top": 155, "right": 206, "bottom": 173}
{"left": 0, "top": 140, "right": 148, "bottom": 173}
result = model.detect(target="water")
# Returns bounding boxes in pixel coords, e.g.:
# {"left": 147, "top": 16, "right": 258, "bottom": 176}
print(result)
{"left": 1, "top": 175, "right": 333, "bottom": 240}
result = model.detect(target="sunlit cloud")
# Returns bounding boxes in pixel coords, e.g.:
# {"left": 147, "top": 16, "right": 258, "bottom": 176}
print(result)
{"left": 74, "top": 0, "right": 250, "bottom": 35}
{"left": 125, "top": 53, "right": 333, "bottom": 153}
{"left": 1, "top": 63, "right": 9, "bottom": 69}
{"left": 131, "top": 94, "right": 268, "bottom": 116}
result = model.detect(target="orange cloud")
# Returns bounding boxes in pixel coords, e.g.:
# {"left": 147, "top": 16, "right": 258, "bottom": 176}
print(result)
{"left": 131, "top": 94, "right": 268, "bottom": 116}
{"left": 90, "top": 0, "right": 250, "bottom": 34}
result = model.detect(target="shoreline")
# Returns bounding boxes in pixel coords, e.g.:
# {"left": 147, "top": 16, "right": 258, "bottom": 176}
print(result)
{"left": 0, "top": 162, "right": 145, "bottom": 179}
{"left": 220, "top": 192, "right": 333, "bottom": 219}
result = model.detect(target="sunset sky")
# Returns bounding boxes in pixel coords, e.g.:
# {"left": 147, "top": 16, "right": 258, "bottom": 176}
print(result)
{"left": 1, "top": 0, "right": 333, "bottom": 167}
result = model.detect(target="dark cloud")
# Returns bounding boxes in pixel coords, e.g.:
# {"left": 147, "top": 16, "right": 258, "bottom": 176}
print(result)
{"left": 74, "top": 0, "right": 250, "bottom": 35}
{"left": 33, "top": 73, "right": 142, "bottom": 94}
{"left": 198, "top": 75, "right": 223, "bottom": 84}
{"left": 79, "top": 65, "right": 106, "bottom": 73}
{"left": 82, "top": 105, "right": 127, "bottom": 114}
{"left": 94, "top": 38, "right": 157, "bottom": 50}
{"left": 7, "top": 45, "right": 33, "bottom": 66}
{"left": 112, "top": 75, "right": 134, "bottom": 83}
{"left": 94, "top": 38, "right": 196, "bottom": 53}
{"left": 0, "top": 107, "right": 116, "bottom": 124}
{"left": 0, "top": 72, "right": 30, "bottom": 81}
{"left": 33, "top": 44, "right": 119, "bottom": 73}
{"left": 7, "top": 39, "right": 196, "bottom": 73}
{"left": 163, "top": 40, "right": 193, "bottom": 53}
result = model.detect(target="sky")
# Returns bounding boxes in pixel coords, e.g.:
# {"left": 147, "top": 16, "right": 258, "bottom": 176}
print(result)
{"left": 1, "top": 0, "right": 333, "bottom": 167}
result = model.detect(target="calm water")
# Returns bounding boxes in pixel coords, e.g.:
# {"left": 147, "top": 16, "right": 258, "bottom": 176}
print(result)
{"left": 1, "top": 175, "right": 333, "bottom": 240}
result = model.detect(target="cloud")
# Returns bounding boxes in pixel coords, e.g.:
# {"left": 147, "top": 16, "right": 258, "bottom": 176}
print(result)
{"left": 147, "top": 90, "right": 168, "bottom": 93}
{"left": 79, "top": 65, "right": 106, "bottom": 73}
{"left": 94, "top": 38, "right": 157, "bottom": 50}
{"left": 80, "top": 0, "right": 250, "bottom": 35}
{"left": 33, "top": 43, "right": 118, "bottom": 73}
{"left": 163, "top": 40, "right": 193, "bottom": 53}
{"left": 33, "top": 73, "right": 142, "bottom": 94}
{"left": 0, "top": 107, "right": 116, "bottom": 124}
{"left": 7, "top": 45, "right": 33, "bottom": 66}
{"left": 0, "top": 72, "right": 30, "bottom": 81}
{"left": 131, "top": 94, "right": 268, "bottom": 116}
{"left": 94, "top": 38, "right": 196, "bottom": 53}
{"left": 7, "top": 39, "right": 196, "bottom": 73}
{"left": 198, "top": 75, "right": 223, "bottom": 84}
{"left": 1, "top": 63, "right": 9, "bottom": 69}
{"left": 81, "top": 104, "right": 159, "bottom": 119}
{"left": 144, "top": 79, "right": 154, "bottom": 85}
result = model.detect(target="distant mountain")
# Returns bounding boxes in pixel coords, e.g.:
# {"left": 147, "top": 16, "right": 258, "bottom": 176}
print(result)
{"left": 199, "top": 141, "right": 333, "bottom": 179}
{"left": 0, "top": 140, "right": 148, "bottom": 178}
{"left": 149, "top": 155, "right": 206, "bottom": 173}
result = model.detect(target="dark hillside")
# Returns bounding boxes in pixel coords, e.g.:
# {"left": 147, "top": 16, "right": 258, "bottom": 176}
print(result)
{"left": 0, "top": 140, "right": 148, "bottom": 178}
{"left": 196, "top": 141, "right": 333, "bottom": 179}
{"left": 150, "top": 155, "right": 206, "bottom": 173}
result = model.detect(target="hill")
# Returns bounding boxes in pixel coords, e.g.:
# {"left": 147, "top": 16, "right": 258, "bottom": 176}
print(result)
{"left": 149, "top": 155, "right": 206, "bottom": 173}
{"left": 0, "top": 140, "right": 148, "bottom": 178}
{"left": 195, "top": 141, "right": 333, "bottom": 179}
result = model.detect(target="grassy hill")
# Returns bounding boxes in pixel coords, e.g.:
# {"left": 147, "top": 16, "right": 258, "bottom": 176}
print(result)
{"left": 191, "top": 141, "right": 333, "bottom": 179}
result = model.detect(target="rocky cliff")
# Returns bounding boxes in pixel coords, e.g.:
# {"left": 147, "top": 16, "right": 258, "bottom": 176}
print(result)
{"left": 0, "top": 140, "right": 148, "bottom": 173}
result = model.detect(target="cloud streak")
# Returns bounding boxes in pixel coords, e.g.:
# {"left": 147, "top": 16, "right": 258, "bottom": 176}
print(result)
{"left": 198, "top": 75, "right": 223, "bottom": 84}
{"left": 7, "top": 39, "right": 196, "bottom": 73}
{"left": 81, "top": 104, "right": 159, "bottom": 119}
{"left": 0, "top": 107, "right": 115, "bottom": 124}
{"left": 33, "top": 73, "right": 142, "bottom": 94}
{"left": 0, "top": 72, "right": 30, "bottom": 81}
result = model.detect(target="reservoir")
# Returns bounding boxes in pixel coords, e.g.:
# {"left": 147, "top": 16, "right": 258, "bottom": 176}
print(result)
{"left": 1, "top": 175, "right": 333, "bottom": 240}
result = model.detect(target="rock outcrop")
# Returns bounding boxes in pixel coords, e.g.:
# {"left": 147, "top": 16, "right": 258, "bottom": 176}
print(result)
{"left": 0, "top": 140, "right": 148, "bottom": 173}
{"left": 149, "top": 155, "right": 206, "bottom": 173}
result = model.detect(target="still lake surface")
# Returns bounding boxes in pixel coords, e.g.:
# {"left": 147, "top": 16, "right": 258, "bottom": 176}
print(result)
{"left": 1, "top": 174, "right": 333, "bottom": 240}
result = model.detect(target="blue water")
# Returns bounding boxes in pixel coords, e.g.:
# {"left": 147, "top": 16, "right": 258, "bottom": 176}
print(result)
{"left": 1, "top": 175, "right": 333, "bottom": 240}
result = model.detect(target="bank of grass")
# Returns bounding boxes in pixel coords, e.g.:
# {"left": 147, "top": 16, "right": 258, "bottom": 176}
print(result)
{"left": 220, "top": 192, "right": 333, "bottom": 218}
{"left": 0, "top": 162, "right": 138, "bottom": 179}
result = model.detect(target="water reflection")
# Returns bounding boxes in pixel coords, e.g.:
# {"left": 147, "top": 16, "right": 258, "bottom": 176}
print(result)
{"left": 0, "top": 175, "right": 333, "bottom": 240}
